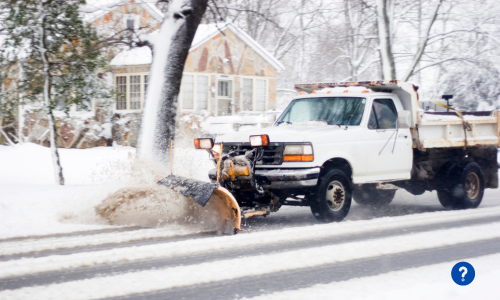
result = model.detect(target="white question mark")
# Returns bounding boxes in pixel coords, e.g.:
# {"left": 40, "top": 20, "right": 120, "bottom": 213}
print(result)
{"left": 459, "top": 266, "right": 468, "bottom": 281}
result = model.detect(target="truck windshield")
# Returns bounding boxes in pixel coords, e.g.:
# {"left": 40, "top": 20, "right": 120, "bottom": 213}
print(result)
{"left": 276, "top": 97, "right": 366, "bottom": 126}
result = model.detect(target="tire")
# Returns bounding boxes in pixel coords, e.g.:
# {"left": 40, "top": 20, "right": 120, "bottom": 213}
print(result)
{"left": 309, "top": 169, "right": 352, "bottom": 222}
{"left": 437, "top": 161, "right": 484, "bottom": 209}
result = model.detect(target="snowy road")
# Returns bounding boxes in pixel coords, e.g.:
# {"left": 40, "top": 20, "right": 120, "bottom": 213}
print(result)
{"left": 1, "top": 205, "right": 500, "bottom": 299}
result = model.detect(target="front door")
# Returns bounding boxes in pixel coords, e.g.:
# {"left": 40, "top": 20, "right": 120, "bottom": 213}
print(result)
{"left": 363, "top": 98, "right": 412, "bottom": 182}
{"left": 217, "top": 79, "right": 232, "bottom": 116}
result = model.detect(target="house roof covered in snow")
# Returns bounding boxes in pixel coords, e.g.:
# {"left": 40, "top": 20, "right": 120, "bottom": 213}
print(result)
{"left": 110, "top": 23, "right": 285, "bottom": 72}
{"left": 81, "top": 0, "right": 163, "bottom": 23}
{"left": 110, "top": 46, "right": 152, "bottom": 66}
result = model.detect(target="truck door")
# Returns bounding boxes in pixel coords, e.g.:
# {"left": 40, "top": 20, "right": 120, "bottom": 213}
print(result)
{"left": 363, "top": 98, "right": 412, "bottom": 182}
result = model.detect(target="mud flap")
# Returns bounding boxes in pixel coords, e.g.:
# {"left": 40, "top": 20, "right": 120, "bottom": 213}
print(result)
{"left": 158, "top": 175, "right": 241, "bottom": 233}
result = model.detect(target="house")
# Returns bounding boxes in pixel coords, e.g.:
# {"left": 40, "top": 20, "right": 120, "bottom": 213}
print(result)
{"left": 110, "top": 23, "right": 285, "bottom": 117}
{"left": 6, "top": 0, "right": 285, "bottom": 147}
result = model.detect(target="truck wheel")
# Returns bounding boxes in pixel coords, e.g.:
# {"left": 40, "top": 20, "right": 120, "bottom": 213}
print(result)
{"left": 437, "top": 162, "right": 484, "bottom": 209}
{"left": 352, "top": 184, "right": 396, "bottom": 206}
{"left": 309, "top": 169, "right": 352, "bottom": 222}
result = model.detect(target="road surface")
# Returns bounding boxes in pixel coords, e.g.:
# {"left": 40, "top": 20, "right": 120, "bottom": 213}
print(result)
{"left": 1, "top": 188, "right": 500, "bottom": 299}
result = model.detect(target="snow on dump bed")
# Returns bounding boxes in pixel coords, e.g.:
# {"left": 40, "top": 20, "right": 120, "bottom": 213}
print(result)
{"left": 420, "top": 112, "right": 497, "bottom": 122}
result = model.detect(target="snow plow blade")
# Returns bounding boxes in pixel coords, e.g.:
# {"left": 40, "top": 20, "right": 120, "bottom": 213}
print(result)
{"left": 158, "top": 175, "right": 241, "bottom": 233}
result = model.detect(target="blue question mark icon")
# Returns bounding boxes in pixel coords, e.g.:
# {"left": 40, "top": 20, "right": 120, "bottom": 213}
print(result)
{"left": 452, "top": 262, "right": 475, "bottom": 285}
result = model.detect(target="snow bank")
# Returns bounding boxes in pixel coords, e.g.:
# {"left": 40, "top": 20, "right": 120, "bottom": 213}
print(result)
{"left": 0, "top": 142, "right": 216, "bottom": 239}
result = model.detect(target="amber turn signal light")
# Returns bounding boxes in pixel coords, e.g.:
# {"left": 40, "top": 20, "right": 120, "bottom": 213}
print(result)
{"left": 194, "top": 138, "right": 214, "bottom": 149}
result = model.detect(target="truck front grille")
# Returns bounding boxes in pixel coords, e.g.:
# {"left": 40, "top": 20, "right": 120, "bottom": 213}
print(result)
{"left": 223, "top": 143, "right": 284, "bottom": 165}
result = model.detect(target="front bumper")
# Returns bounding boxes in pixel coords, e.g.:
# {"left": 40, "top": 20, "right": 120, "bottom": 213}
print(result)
{"left": 209, "top": 167, "right": 320, "bottom": 189}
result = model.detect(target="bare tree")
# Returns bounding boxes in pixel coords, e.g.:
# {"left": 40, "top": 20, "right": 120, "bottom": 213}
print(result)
{"left": 375, "top": 0, "right": 443, "bottom": 80}
{"left": 330, "top": 0, "right": 378, "bottom": 81}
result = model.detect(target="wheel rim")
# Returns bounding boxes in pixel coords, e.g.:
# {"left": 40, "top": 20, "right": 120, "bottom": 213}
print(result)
{"left": 325, "top": 180, "right": 345, "bottom": 211}
{"left": 465, "top": 172, "right": 480, "bottom": 199}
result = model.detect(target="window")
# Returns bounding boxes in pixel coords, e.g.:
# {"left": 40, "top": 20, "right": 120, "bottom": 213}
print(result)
{"left": 197, "top": 75, "right": 208, "bottom": 110}
{"left": 126, "top": 18, "right": 135, "bottom": 30}
{"left": 368, "top": 99, "right": 398, "bottom": 129}
{"left": 242, "top": 78, "right": 253, "bottom": 111}
{"left": 276, "top": 97, "right": 366, "bottom": 126}
{"left": 114, "top": 74, "right": 148, "bottom": 110}
{"left": 144, "top": 75, "right": 149, "bottom": 97}
{"left": 182, "top": 75, "right": 194, "bottom": 109}
{"left": 218, "top": 80, "right": 231, "bottom": 97}
{"left": 255, "top": 79, "right": 266, "bottom": 111}
{"left": 129, "top": 75, "right": 141, "bottom": 109}
{"left": 116, "top": 76, "right": 127, "bottom": 110}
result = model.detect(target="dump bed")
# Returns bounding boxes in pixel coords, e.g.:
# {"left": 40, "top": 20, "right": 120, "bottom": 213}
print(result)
{"left": 417, "top": 111, "right": 500, "bottom": 149}
{"left": 294, "top": 80, "right": 500, "bottom": 150}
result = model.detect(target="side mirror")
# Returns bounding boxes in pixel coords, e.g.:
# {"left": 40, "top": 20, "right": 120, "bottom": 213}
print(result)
{"left": 397, "top": 110, "right": 411, "bottom": 129}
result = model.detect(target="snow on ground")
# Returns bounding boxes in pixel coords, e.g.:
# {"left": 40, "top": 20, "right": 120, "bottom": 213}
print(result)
{"left": 247, "top": 253, "right": 500, "bottom": 300}
{"left": 0, "top": 143, "right": 214, "bottom": 239}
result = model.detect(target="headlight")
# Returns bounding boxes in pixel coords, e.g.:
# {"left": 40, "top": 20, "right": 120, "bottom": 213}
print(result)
{"left": 194, "top": 138, "right": 214, "bottom": 149}
{"left": 283, "top": 144, "right": 313, "bottom": 162}
{"left": 249, "top": 134, "right": 270, "bottom": 147}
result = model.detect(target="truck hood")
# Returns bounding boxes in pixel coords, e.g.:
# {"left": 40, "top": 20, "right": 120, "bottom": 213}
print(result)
{"left": 215, "top": 125, "right": 345, "bottom": 143}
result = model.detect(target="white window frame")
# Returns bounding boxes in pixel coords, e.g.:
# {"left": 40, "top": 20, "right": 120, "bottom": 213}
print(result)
{"left": 178, "top": 72, "right": 211, "bottom": 112}
{"left": 196, "top": 75, "right": 209, "bottom": 110}
{"left": 239, "top": 76, "right": 269, "bottom": 112}
{"left": 123, "top": 14, "right": 140, "bottom": 31}
{"left": 113, "top": 73, "right": 148, "bottom": 112}
{"left": 215, "top": 76, "right": 235, "bottom": 116}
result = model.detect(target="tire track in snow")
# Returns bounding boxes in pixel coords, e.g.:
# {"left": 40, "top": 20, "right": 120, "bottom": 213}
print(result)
{"left": 118, "top": 238, "right": 500, "bottom": 300}
{"left": 3, "top": 205, "right": 500, "bottom": 262}
{"left": 0, "top": 227, "right": 144, "bottom": 244}
{"left": 2, "top": 223, "right": 500, "bottom": 300}
{"left": 0, "top": 228, "right": 217, "bottom": 262}
{"left": 2, "top": 214, "right": 500, "bottom": 291}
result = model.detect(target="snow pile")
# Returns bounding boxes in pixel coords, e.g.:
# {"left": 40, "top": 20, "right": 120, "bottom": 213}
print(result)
{"left": 64, "top": 146, "right": 228, "bottom": 232}
{"left": 92, "top": 179, "right": 232, "bottom": 233}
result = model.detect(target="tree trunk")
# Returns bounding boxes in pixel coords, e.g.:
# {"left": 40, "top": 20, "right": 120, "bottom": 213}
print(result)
{"left": 376, "top": 0, "right": 396, "bottom": 80}
{"left": 138, "top": 0, "right": 208, "bottom": 162}
{"left": 39, "top": 2, "right": 64, "bottom": 185}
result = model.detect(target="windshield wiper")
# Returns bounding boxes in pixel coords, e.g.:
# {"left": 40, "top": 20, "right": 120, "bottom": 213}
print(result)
{"left": 327, "top": 121, "right": 341, "bottom": 128}
{"left": 276, "top": 121, "right": 292, "bottom": 125}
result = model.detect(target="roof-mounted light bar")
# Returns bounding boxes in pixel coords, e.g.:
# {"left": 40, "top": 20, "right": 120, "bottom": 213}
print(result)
{"left": 294, "top": 80, "right": 400, "bottom": 94}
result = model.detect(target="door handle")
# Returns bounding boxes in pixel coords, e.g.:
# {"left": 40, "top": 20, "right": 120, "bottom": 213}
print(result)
{"left": 398, "top": 134, "right": 408, "bottom": 138}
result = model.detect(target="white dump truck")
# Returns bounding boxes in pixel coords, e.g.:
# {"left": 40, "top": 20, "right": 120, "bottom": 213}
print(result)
{"left": 163, "top": 80, "right": 500, "bottom": 232}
